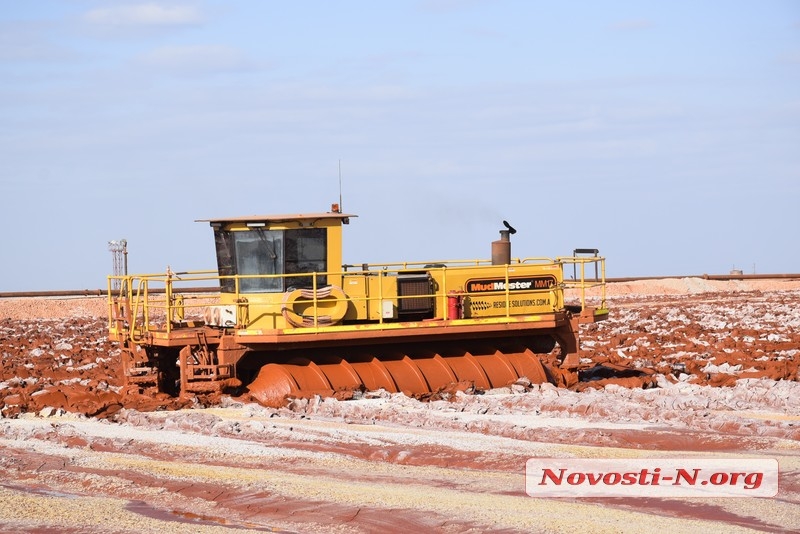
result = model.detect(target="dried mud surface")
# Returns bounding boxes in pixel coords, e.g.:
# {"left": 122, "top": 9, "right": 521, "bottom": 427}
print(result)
{"left": 1, "top": 279, "right": 799, "bottom": 533}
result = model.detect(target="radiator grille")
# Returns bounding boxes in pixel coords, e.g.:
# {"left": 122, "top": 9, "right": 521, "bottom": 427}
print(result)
{"left": 397, "top": 273, "right": 434, "bottom": 316}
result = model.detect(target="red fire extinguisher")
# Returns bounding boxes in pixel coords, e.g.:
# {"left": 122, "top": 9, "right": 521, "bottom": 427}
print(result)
{"left": 447, "top": 291, "right": 463, "bottom": 320}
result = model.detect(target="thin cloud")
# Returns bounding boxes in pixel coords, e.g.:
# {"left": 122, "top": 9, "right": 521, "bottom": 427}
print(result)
{"left": 136, "top": 44, "right": 251, "bottom": 75}
{"left": 465, "top": 26, "right": 505, "bottom": 40}
{"left": 418, "top": 0, "right": 495, "bottom": 14}
{"left": 610, "top": 19, "right": 655, "bottom": 32}
{"left": 780, "top": 50, "right": 800, "bottom": 64}
{"left": 84, "top": 3, "right": 203, "bottom": 27}
{"left": 0, "top": 22, "right": 75, "bottom": 62}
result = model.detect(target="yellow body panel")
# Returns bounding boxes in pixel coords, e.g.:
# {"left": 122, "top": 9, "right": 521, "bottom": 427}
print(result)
{"left": 198, "top": 260, "right": 567, "bottom": 331}
{"left": 342, "top": 273, "right": 399, "bottom": 321}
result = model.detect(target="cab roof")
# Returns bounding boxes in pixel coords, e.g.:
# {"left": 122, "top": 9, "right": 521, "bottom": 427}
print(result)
{"left": 196, "top": 212, "right": 357, "bottom": 224}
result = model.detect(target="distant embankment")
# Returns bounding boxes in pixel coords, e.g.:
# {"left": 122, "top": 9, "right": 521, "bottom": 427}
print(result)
{"left": 2, "top": 274, "right": 800, "bottom": 299}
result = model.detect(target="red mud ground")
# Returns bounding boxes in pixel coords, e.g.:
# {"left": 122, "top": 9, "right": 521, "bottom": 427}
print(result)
{"left": 1, "top": 279, "right": 799, "bottom": 533}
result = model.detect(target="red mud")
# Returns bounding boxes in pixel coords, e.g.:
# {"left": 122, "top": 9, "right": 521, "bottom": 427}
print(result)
{"left": 6, "top": 290, "right": 796, "bottom": 419}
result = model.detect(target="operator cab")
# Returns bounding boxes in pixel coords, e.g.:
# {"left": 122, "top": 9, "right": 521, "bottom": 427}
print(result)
{"left": 198, "top": 209, "right": 354, "bottom": 294}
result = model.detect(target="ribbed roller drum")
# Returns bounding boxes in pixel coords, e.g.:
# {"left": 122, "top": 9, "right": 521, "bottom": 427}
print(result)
{"left": 347, "top": 359, "right": 400, "bottom": 392}
{"left": 247, "top": 341, "right": 559, "bottom": 407}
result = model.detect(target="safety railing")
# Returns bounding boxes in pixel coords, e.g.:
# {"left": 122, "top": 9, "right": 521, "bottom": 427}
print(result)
{"left": 108, "top": 255, "right": 606, "bottom": 339}
{"left": 108, "top": 269, "right": 220, "bottom": 342}
{"left": 557, "top": 254, "right": 607, "bottom": 311}
{"left": 342, "top": 256, "right": 558, "bottom": 272}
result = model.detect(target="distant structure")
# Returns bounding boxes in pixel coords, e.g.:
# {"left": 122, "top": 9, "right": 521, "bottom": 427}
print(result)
{"left": 108, "top": 239, "right": 128, "bottom": 290}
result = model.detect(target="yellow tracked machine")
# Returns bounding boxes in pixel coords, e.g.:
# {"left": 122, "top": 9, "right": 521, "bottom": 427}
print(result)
{"left": 108, "top": 205, "right": 607, "bottom": 406}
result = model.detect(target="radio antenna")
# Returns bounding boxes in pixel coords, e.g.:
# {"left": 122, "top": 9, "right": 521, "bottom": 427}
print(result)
{"left": 338, "top": 159, "right": 343, "bottom": 211}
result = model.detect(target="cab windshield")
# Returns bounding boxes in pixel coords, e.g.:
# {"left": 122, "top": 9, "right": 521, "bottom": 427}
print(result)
{"left": 214, "top": 227, "right": 327, "bottom": 293}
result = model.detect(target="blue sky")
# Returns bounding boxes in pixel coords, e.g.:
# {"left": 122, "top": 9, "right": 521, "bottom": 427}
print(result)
{"left": 1, "top": 1, "right": 798, "bottom": 291}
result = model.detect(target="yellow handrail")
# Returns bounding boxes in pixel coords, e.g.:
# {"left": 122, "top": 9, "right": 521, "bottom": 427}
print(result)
{"left": 557, "top": 255, "right": 607, "bottom": 311}
{"left": 107, "top": 255, "right": 606, "bottom": 338}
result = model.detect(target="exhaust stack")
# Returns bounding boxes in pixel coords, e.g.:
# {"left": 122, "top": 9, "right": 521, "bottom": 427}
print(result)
{"left": 492, "top": 220, "right": 516, "bottom": 265}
